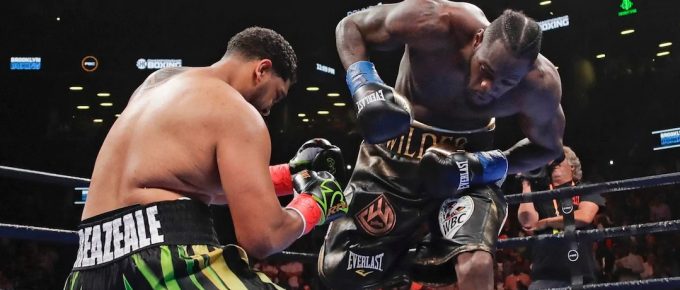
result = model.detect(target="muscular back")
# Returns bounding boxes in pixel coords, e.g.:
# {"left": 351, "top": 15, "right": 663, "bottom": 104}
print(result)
{"left": 82, "top": 67, "right": 231, "bottom": 219}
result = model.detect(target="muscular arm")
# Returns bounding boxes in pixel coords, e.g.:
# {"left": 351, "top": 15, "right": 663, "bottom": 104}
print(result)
{"left": 214, "top": 89, "right": 303, "bottom": 259}
{"left": 336, "top": 0, "right": 452, "bottom": 69}
{"left": 504, "top": 68, "right": 565, "bottom": 174}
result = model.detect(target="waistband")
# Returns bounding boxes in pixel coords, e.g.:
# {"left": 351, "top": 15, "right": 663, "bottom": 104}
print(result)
{"left": 73, "top": 199, "right": 219, "bottom": 270}
{"left": 377, "top": 119, "right": 496, "bottom": 159}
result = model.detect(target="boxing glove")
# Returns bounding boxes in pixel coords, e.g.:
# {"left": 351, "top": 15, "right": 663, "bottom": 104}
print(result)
{"left": 516, "top": 150, "right": 566, "bottom": 190}
{"left": 346, "top": 61, "right": 412, "bottom": 144}
{"left": 419, "top": 145, "right": 508, "bottom": 198}
{"left": 270, "top": 138, "right": 345, "bottom": 196}
{"left": 285, "top": 170, "right": 348, "bottom": 237}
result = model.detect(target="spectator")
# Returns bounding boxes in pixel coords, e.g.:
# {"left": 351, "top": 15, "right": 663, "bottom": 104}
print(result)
{"left": 279, "top": 260, "right": 304, "bottom": 289}
{"left": 503, "top": 264, "right": 531, "bottom": 290}
{"left": 640, "top": 253, "right": 656, "bottom": 279}
{"left": 613, "top": 244, "right": 644, "bottom": 282}
{"left": 649, "top": 195, "right": 672, "bottom": 222}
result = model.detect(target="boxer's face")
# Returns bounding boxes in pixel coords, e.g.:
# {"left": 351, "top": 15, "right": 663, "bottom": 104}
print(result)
{"left": 251, "top": 60, "right": 291, "bottom": 116}
{"left": 466, "top": 37, "right": 531, "bottom": 107}
{"left": 254, "top": 76, "right": 290, "bottom": 116}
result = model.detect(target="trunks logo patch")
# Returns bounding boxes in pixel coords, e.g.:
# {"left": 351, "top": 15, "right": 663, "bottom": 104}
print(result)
{"left": 355, "top": 194, "right": 396, "bottom": 236}
{"left": 439, "top": 196, "right": 474, "bottom": 239}
{"left": 346, "top": 251, "right": 384, "bottom": 275}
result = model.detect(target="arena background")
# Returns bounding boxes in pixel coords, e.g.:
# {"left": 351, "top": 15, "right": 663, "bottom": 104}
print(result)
{"left": 1, "top": 0, "right": 679, "bottom": 289}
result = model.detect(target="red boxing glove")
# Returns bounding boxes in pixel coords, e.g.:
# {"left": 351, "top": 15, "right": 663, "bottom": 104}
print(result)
{"left": 269, "top": 164, "right": 293, "bottom": 196}
{"left": 286, "top": 193, "right": 322, "bottom": 237}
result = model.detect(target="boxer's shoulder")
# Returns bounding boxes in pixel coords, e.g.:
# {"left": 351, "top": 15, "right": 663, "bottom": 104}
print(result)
{"left": 525, "top": 55, "right": 561, "bottom": 94}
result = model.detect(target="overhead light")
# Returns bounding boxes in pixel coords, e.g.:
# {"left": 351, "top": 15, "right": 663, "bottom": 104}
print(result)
{"left": 620, "top": 29, "right": 635, "bottom": 35}
{"left": 69, "top": 86, "right": 83, "bottom": 91}
{"left": 297, "top": 113, "right": 306, "bottom": 117}
{"left": 56, "top": 17, "right": 60, "bottom": 21}
{"left": 302, "top": 118, "right": 309, "bottom": 122}
{"left": 100, "top": 102, "right": 113, "bottom": 107}
{"left": 317, "top": 111, "right": 330, "bottom": 115}
{"left": 346, "top": 164, "right": 352, "bottom": 170}
{"left": 93, "top": 119, "right": 103, "bottom": 123}
{"left": 659, "top": 42, "right": 672, "bottom": 48}
{"left": 77, "top": 105, "right": 90, "bottom": 110}
{"left": 555, "top": 66, "right": 559, "bottom": 70}
{"left": 115, "top": 114, "right": 121, "bottom": 118}
{"left": 657, "top": 51, "right": 670, "bottom": 57}
{"left": 327, "top": 92, "right": 340, "bottom": 97}
{"left": 333, "top": 102, "right": 346, "bottom": 107}
{"left": 609, "top": 160, "right": 614, "bottom": 165}
{"left": 97, "top": 92, "right": 110, "bottom": 97}
{"left": 596, "top": 54, "right": 606, "bottom": 59}
{"left": 539, "top": 1, "right": 551, "bottom": 6}
{"left": 306, "top": 87, "right": 320, "bottom": 91}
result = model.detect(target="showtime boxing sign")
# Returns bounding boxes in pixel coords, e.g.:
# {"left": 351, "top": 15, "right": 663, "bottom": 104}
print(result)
{"left": 136, "top": 58, "right": 182, "bottom": 70}
{"left": 538, "top": 15, "right": 570, "bottom": 32}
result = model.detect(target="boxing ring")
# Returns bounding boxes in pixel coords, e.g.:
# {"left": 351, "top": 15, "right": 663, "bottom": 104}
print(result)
{"left": 2, "top": 164, "right": 680, "bottom": 290}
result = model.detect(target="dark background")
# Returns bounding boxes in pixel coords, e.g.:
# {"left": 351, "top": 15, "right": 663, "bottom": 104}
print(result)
{"left": 1, "top": 0, "right": 680, "bottom": 289}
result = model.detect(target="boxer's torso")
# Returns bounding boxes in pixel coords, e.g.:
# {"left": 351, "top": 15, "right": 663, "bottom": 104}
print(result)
{"left": 83, "top": 67, "right": 229, "bottom": 219}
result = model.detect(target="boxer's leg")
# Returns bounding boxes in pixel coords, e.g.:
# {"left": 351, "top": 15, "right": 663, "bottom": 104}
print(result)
{"left": 411, "top": 185, "right": 507, "bottom": 288}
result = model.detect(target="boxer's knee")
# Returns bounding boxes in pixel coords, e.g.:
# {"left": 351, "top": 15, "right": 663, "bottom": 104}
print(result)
{"left": 455, "top": 251, "right": 493, "bottom": 278}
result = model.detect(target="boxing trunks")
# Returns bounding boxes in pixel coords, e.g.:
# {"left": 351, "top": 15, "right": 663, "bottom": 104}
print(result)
{"left": 319, "top": 120, "right": 508, "bottom": 289}
{"left": 63, "top": 199, "right": 282, "bottom": 290}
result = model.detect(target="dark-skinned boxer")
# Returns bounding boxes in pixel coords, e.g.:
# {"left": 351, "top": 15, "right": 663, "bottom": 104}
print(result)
{"left": 319, "top": 1, "right": 565, "bottom": 289}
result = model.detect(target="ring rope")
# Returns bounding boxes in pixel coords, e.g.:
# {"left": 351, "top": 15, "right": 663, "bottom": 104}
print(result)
{"left": 0, "top": 223, "right": 79, "bottom": 244}
{"left": 505, "top": 172, "right": 680, "bottom": 204}
{"left": 550, "top": 277, "right": 680, "bottom": 290}
{"left": 2, "top": 221, "right": 680, "bottom": 287}
{"left": 0, "top": 165, "right": 90, "bottom": 187}
{"left": 3, "top": 219, "right": 680, "bottom": 253}
{"left": 498, "top": 219, "right": 680, "bottom": 249}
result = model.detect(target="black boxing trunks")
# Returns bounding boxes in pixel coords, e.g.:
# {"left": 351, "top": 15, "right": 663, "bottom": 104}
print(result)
{"left": 63, "top": 199, "right": 282, "bottom": 290}
{"left": 319, "top": 120, "right": 508, "bottom": 288}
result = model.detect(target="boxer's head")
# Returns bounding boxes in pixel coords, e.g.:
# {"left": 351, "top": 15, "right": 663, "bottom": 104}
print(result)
{"left": 466, "top": 10, "right": 542, "bottom": 107}
{"left": 223, "top": 26, "right": 298, "bottom": 116}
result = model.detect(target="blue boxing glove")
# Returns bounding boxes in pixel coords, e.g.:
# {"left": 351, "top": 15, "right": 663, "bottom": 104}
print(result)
{"left": 346, "top": 61, "right": 412, "bottom": 144}
{"left": 419, "top": 145, "right": 508, "bottom": 198}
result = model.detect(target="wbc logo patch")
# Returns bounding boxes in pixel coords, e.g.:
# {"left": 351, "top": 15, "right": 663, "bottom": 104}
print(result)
{"left": 439, "top": 196, "right": 474, "bottom": 239}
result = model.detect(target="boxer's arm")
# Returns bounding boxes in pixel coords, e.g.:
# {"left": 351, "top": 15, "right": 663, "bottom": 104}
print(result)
{"left": 214, "top": 90, "right": 303, "bottom": 259}
{"left": 336, "top": 0, "right": 449, "bottom": 69}
{"left": 504, "top": 80, "right": 565, "bottom": 174}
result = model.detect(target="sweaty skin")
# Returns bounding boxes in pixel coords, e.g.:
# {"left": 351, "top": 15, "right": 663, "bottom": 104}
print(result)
{"left": 337, "top": 0, "right": 565, "bottom": 174}
{"left": 81, "top": 60, "right": 301, "bottom": 259}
